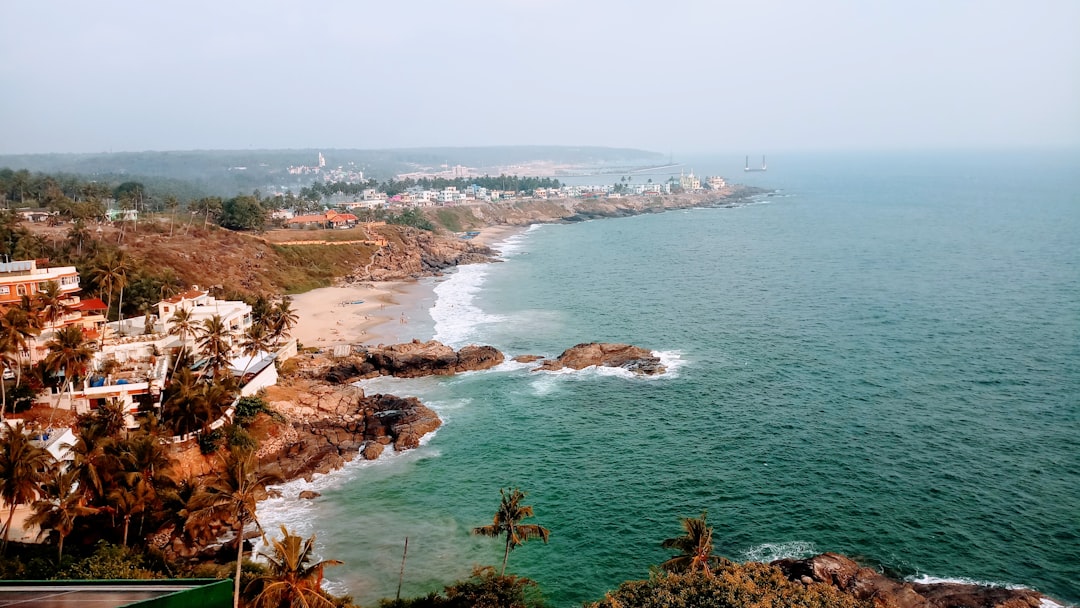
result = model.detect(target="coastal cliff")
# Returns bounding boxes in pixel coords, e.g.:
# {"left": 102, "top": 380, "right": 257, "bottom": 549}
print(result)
{"left": 343, "top": 226, "right": 498, "bottom": 283}
{"left": 256, "top": 384, "right": 442, "bottom": 480}
{"left": 250, "top": 341, "right": 503, "bottom": 480}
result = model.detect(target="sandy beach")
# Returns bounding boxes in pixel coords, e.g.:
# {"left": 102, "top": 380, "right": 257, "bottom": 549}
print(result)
{"left": 468, "top": 224, "right": 524, "bottom": 247}
{"left": 289, "top": 224, "right": 526, "bottom": 349}
{"left": 288, "top": 281, "right": 422, "bottom": 348}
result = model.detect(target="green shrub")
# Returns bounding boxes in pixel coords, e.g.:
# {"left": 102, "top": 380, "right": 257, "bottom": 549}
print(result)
{"left": 382, "top": 566, "right": 543, "bottom": 608}
{"left": 234, "top": 395, "right": 274, "bottom": 426}
{"left": 224, "top": 423, "right": 257, "bottom": 452}
{"left": 198, "top": 428, "right": 223, "bottom": 455}
{"left": 0, "top": 553, "right": 61, "bottom": 580}
{"left": 8, "top": 383, "right": 39, "bottom": 414}
{"left": 59, "top": 542, "right": 158, "bottom": 580}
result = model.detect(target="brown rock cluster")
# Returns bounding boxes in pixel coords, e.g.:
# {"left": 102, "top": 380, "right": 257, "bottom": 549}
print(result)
{"left": 772, "top": 553, "right": 1050, "bottom": 608}
{"left": 259, "top": 392, "right": 442, "bottom": 482}
{"left": 345, "top": 227, "right": 496, "bottom": 282}
{"left": 324, "top": 340, "right": 504, "bottom": 382}
{"left": 532, "top": 342, "right": 666, "bottom": 375}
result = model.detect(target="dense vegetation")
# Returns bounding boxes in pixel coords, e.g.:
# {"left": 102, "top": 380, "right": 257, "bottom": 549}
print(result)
{"left": 0, "top": 168, "right": 450, "bottom": 236}
{"left": 0, "top": 283, "right": 309, "bottom": 606}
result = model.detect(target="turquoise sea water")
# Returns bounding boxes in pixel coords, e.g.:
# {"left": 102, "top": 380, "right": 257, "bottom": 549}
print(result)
{"left": 259, "top": 151, "right": 1080, "bottom": 606}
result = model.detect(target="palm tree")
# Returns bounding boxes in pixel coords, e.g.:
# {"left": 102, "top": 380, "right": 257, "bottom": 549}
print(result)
{"left": 90, "top": 250, "right": 130, "bottom": 339}
{"left": 249, "top": 294, "right": 273, "bottom": 329}
{"left": 167, "top": 307, "right": 196, "bottom": 374}
{"left": 471, "top": 487, "right": 550, "bottom": 576}
{"left": 660, "top": 511, "right": 723, "bottom": 576}
{"left": 36, "top": 280, "right": 69, "bottom": 330}
{"left": 188, "top": 448, "right": 281, "bottom": 608}
{"left": 161, "top": 367, "right": 207, "bottom": 437}
{"left": 28, "top": 466, "right": 98, "bottom": 561}
{"left": 121, "top": 431, "right": 174, "bottom": 490}
{"left": 0, "top": 304, "right": 39, "bottom": 419}
{"left": 0, "top": 422, "right": 54, "bottom": 553}
{"left": 108, "top": 477, "right": 154, "bottom": 546}
{"left": 237, "top": 323, "right": 272, "bottom": 379}
{"left": 0, "top": 341, "right": 19, "bottom": 420}
{"left": 164, "top": 195, "right": 180, "bottom": 237}
{"left": 196, "top": 314, "right": 233, "bottom": 379}
{"left": 1, "top": 301, "right": 42, "bottom": 375}
{"left": 246, "top": 525, "right": 342, "bottom": 608}
{"left": 44, "top": 325, "right": 95, "bottom": 416}
{"left": 115, "top": 430, "right": 176, "bottom": 542}
{"left": 67, "top": 219, "right": 91, "bottom": 257}
{"left": 267, "top": 297, "right": 298, "bottom": 346}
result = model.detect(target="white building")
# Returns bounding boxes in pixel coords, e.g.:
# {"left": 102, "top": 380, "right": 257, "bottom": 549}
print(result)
{"left": 438, "top": 187, "right": 458, "bottom": 204}
{"left": 679, "top": 170, "right": 702, "bottom": 191}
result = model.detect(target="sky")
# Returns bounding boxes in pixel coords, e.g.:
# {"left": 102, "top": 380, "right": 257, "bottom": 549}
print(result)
{"left": 1, "top": 0, "right": 1078, "bottom": 155}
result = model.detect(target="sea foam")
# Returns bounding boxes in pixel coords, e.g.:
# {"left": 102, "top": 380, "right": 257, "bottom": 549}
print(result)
{"left": 740, "top": 541, "right": 819, "bottom": 563}
{"left": 905, "top": 575, "right": 1069, "bottom": 606}
{"left": 431, "top": 263, "right": 505, "bottom": 348}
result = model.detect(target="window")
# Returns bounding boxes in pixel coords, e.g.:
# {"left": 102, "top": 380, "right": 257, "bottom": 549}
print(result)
{"left": 16, "top": 285, "right": 26, "bottom": 296}
{"left": 0, "top": 286, "right": 8, "bottom": 295}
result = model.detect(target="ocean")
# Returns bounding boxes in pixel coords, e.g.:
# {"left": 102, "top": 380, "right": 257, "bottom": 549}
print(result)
{"left": 258, "top": 150, "right": 1080, "bottom": 606}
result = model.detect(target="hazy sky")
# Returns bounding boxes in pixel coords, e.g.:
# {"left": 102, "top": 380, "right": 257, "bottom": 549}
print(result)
{"left": 2, "top": 0, "right": 1078, "bottom": 155}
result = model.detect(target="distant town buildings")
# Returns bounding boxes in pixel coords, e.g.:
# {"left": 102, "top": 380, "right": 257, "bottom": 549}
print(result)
{"left": 679, "top": 170, "right": 702, "bottom": 191}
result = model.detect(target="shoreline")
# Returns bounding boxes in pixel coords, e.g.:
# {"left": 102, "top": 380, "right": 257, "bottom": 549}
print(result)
{"left": 260, "top": 196, "right": 1071, "bottom": 607}
{"left": 288, "top": 224, "right": 527, "bottom": 350}
{"left": 288, "top": 280, "right": 433, "bottom": 348}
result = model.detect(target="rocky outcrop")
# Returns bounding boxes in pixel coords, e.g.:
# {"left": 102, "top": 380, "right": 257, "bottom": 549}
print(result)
{"left": 323, "top": 340, "right": 504, "bottom": 383}
{"left": 423, "top": 186, "right": 769, "bottom": 231}
{"left": 259, "top": 392, "right": 441, "bottom": 482}
{"left": 533, "top": 342, "right": 666, "bottom": 375}
{"left": 343, "top": 188, "right": 768, "bottom": 283}
{"left": 772, "top": 553, "right": 1051, "bottom": 608}
{"left": 345, "top": 226, "right": 497, "bottom": 282}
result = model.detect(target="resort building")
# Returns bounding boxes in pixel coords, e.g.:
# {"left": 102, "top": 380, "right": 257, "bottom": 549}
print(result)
{"left": 0, "top": 259, "right": 109, "bottom": 363}
{"left": 283, "top": 210, "right": 359, "bottom": 229}
{"left": 0, "top": 259, "right": 80, "bottom": 305}
{"left": 155, "top": 286, "right": 252, "bottom": 341}
{"left": 60, "top": 286, "right": 254, "bottom": 418}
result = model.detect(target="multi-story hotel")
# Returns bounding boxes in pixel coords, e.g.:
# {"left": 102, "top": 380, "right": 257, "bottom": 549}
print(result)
{"left": 0, "top": 259, "right": 80, "bottom": 304}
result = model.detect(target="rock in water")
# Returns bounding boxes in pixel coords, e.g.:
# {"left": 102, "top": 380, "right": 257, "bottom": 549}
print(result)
{"left": 533, "top": 342, "right": 666, "bottom": 375}
{"left": 325, "top": 340, "right": 504, "bottom": 382}
{"left": 259, "top": 393, "right": 441, "bottom": 481}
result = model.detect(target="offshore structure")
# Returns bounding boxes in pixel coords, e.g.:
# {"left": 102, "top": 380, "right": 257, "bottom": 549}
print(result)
{"left": 744, "top": 155, "right": 767, "bottom": 172}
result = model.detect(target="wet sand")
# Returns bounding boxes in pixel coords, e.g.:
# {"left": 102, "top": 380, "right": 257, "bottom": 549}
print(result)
{"left": 289, "top": 224, "right": 526, "bottom": 349}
